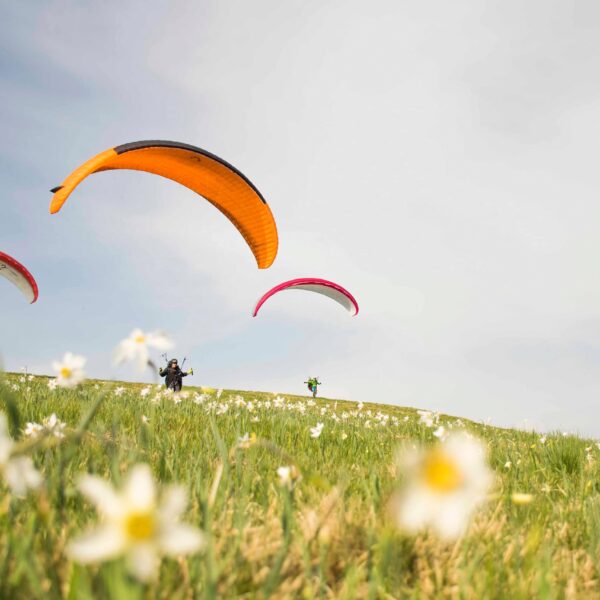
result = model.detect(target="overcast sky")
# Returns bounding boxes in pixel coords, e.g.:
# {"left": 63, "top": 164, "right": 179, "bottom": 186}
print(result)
{"left": 2, "top": 0, "right": 600, "bottom": 435}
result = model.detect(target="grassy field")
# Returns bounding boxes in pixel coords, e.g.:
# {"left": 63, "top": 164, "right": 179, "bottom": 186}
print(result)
{"left": 1, "top": 372, "right": 599, "bottom": 599}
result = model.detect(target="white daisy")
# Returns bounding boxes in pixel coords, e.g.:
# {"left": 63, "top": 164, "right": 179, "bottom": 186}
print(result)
{"left": 67, "top": 464, "right": 204, "bottom": 582}
{"left": 433, "top": 426, "right": 447, "bottom": 440}
{"left": 0, "top": 413, "right": 42, "bottom": 495}
{"left": 277, "top": 465, "right": 300, "bottom": 490}
{"left": 52, "top": 353, "right": 87, "bottom": 388}
{"left": 24, "top": 422, "right": 43, "bottom": 438}
{"left": 310, "top": 422, "right": 324, "bottom": 439}
{"left": 237, "top": 433, "right": 256, "bottom": 449}
{"left": 113, "top": 329, "right": 173, "bottom": 373}
{"left": 392, "top": 433, "right": 492, "bottom": 540}
{"left": 43, "top": 413, "right": 66, "bottom": 438}
{"left": 417, "top": 410, "right": 437, "bottom": 428}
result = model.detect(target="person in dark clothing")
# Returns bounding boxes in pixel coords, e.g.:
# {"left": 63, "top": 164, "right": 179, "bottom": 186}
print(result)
{"left": 159, "top": 358, "right": 192, "bottom": 392}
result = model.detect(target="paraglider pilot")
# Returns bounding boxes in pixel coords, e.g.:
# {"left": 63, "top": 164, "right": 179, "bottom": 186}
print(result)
{"left": 305, "top": 377, "right": 321, "bottom": 398}
{"left": 159, "top": 358, "right": 193, "bottom": 392}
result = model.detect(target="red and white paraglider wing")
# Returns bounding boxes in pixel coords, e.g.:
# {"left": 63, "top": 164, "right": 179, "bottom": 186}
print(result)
{"left": 0, "top": 252, "right": 38, "bottom": 304}
{"left": 253, "top": 278, "right": 358, "bottom": 317}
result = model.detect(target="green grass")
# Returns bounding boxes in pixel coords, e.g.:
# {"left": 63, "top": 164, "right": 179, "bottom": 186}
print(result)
{"left": 1, "top": 372, "right": 599, "bottom": 599}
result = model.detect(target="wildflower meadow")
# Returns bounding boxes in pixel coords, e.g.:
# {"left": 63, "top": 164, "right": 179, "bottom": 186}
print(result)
{"left": 1, "top": 362, "right": 600, "bottom": 598}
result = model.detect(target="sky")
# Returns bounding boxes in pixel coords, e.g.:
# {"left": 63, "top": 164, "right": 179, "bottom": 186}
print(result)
{"left": 2, "top": 0, "right": 600, "bottom": 435}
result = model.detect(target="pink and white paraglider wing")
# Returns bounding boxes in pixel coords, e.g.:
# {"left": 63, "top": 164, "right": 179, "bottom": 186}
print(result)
{"left": 0, "top": 252, "right": 38, "bottom": 304}
{"left": 253, "top": 278, "right": 358, "bottom": 317}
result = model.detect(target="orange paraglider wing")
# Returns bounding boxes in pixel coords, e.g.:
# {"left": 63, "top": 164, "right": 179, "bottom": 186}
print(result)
{"left": 50, "top": 140, "right": 278, "bottom": 268}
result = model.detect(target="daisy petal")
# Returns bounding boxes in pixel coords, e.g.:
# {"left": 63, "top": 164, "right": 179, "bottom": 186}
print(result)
{"left": 158, "top": 485, "right": 188, "bottom": 523}
{"left": 78, "top": 475, "right": 122, "bottom": 518}
{"left": 159, "top": 524, "right": 205, "bottom": 556}
{"left": 126, "top": 543, "right": 159, "bottom": 582}
{"left": 67, "top": 525, "right": 125, "bottom": 563}
{"left": 124, "top": 464, "right": 156, "bottom": 511}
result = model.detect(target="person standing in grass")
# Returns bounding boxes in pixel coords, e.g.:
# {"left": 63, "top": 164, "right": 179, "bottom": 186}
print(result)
{"left": 305, "top": 377, "right": 321, "bottom": 398}
{"left": 159, "top": 358, "right": 192, "bottom": 392}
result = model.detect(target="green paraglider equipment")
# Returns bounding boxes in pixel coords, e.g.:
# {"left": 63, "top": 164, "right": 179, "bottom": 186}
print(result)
{"left": 305, "top": 377, "right": 322, "bottom": 398}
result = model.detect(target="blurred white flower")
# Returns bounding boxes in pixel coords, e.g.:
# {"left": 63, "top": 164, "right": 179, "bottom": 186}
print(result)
{"left": 114, "top": 387, "right": 125, "bottom": 397}
{"left": 142, "top": 415, "right": 149, "bottom": 424}
{"left": 433, "top": 426, "right": 447, "bottom": 440}
{"left": 43, "top": 413, "right": 66, "bottom": 438}
{"left": 357, "top": 401, "right": 364, "bottom": 411}
{"left": 277, "top": 465, "right": 301, "bottom": 490}
{"left": 113, "top": 329, "right": 173, "bottom": 373}
{"left": 417, "top": 410, "right": 437, "bottom": 428}
{"left": 216, "top": 389, "right": 223, "bottom": 399}
{"left": 47, "top": 378, "right": 58, "bottom": 390}
{"left": 193, "top": 394, "right": 209, "bottom": 405}
{"left": 504, "top": 461, "right": 512, "bottom": 470}
{"left": 310, "top": 422, "right": 324, "bottom": 438}
{"left": 341, "top": 432, "right": 348, "bottom": 440}
{"left": 24, "top": 422, "right": 43, "bottom": 437}
{"left": 392, "top": 433, "right": 492, "bottom": 540}
{"left": 52, "top": 353, "right": 87, "bottom": 388}
{"left": 539, "top": 436, "right": 546, "bottom": 444}
{"left": 0, "top": 413, "right": 42, "bottom": 496}
{"left": 140, "top": 387, "right": 151, "bottom": 398}
{"left": 67, "top": 464, "right": 204, "bottom": 583}
{"left": 238, "top": 432, "right": 256, "bottom": 449}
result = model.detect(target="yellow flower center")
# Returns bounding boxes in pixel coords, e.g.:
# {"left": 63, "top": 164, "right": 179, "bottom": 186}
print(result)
{"left": 134, "top": 335, "right": 146, "bottom": 344}
{"left": 422, "top": 450, "right": 463, "bottom": 493}
{"left": 125, "top": 512, "right": 155, "bottom": 541}
{"left": 60, "top": 367, "right": 72, "bottom": 379}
